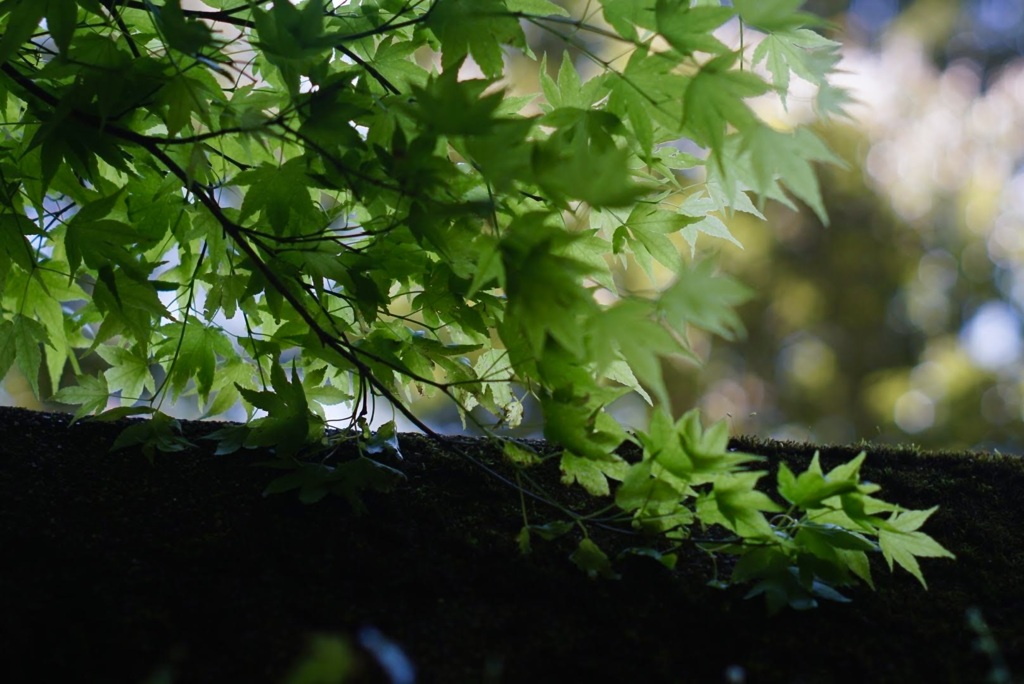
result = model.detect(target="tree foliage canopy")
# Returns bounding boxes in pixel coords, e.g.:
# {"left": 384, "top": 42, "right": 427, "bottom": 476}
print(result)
{"left": 0, "top": 0, "right": 952, "bottom": 610}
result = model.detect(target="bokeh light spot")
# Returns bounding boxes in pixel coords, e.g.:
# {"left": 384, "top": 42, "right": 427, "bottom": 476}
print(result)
{"left": 959, "top": 300, "right": 1023, "bottom": 369}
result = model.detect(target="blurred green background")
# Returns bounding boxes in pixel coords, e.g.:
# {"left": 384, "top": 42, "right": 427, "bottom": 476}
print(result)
{"left": 5, "top": 0, "right": 1024, "bottom": 453}
{"left": 672, "top": 0, "right": 1024, "bottom": 451}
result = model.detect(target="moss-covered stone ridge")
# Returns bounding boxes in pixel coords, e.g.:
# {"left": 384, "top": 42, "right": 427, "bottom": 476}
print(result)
{"left": 1, "top": 406, "right": 1019, "bottom": 683}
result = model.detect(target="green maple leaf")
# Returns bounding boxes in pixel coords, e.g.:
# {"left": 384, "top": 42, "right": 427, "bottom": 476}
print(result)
{"left": 614, "top": 203, "right": 697, "bottom": 277}
{"left": 150, "top": 0, "right": 219, "bottom": 56}
{"left": 235, "top": 159, "right": 319, "bottom": 235}
{"left": 425, "top": 0, "right": 524, "bottom": 78}
{"left": 409, "top": 67, "right": 506, "bottom": 136}
{"left": 540, "top": 52, "right": 604, "bottom": 110}
{"left": 878, "top": 507, "right": 956, "bottom": 589}
{"left": 665, "top": 410, "right": 763, "bottom": 479}
{"left": 676, "top": 193, "right": 743, "bottom": 253}
{"left": 560, "top": 451, "right": 628, "bottom": 497}
{"left": 752, "top": 30, "right": 841, "bottom": 106}
{"left": 204, "top": 358, "right": 257, "bottom": 418}
{"left": 586, "top": 298, "right": 681, "bottom": 407}
{"left": 697, "top": 471, "right": 783, "bottom": 538}
{"left": 45, "top": 0, "right": 78, "bottom": 56}
{"left": 237, "top": 362, "right": 323, "bottom": 458}
{"left": 535, "top": 112, "right": 649, "bottom": 207}
{"left": 683, "top": 53, "right": 771, "bottom": 159}
{"left": 97, "top": 345, "right": 155, "bottom": 400}
{"left": 0, "top": 320, "right": 18, "bottom": 379}
{"left": 90, "top": 268, "right": 168, "bottom": 344}
{"left": 542, "top": 383, "right": 628, "bottom": 461}
{"left": 659, "top": 259, "right": 752, "bottom": 340}
{"left": 111, "top": 410, "right": 194, "bottom": 463}
{"left": 65, "top": 219, "right": 153, "bottom": 277}
{"left": 157, "top": 73, "right": 216, "bottom": 136}
{"left": 777, "top": 453, "right": 862, "bottom": 509}
{"left": 597, "top": 0, "right": 657, "bottom": 40}
{"left": 251, "top": 0, "right": 328, "bottom": 93}
{"left": 615, "top": 459, "right": 694, "bottom": 536}
{"left": 741, "top": 125, "right": 844, "bottom": 224}
{"left": 816, "top": 80, "right": 855, "bottom": 121}
{"left": 614, "top": 48, "right": 691, "bottom": 132}
{"left": 159, "top": 323, "right": 232, "bottom": 401}
{"left": 502, "top": 215, "right": 598, "bottom": 356}
{"left": 0, "top": 214, "right": 36, "bottom": 274}
{"left": 0, "top": 314, "right": 53, "bottom": 397}
{"left": 655, "top": 0, "right": 733, "bottom": 56}
{"left": 51, "top": 375, "right": 111, "bottom": 423}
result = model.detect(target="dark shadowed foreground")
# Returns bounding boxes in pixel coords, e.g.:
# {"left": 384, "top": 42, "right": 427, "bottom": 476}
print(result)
{"left": 2, "top": 406, "right": 1022, "bottom": 683}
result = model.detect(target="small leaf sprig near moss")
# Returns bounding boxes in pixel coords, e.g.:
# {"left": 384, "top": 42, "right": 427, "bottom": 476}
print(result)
{"left": 548, "top": 409, "right": 955, "bottom": 612}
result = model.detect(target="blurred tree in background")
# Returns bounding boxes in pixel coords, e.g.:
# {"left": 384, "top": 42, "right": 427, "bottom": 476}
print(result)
{"left": 676, "top": 0, "right": 1024, "bottom": 451}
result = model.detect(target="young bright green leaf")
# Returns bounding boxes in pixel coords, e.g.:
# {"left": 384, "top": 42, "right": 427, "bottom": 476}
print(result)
{"left": 203, "top": 359, "right": 256, "bottom": 418}
{"left": 96, "top": 345, "right": 155, "bottom": 401}
{"left": 540, "top": 52, "right": 587, "bottom": 110}
{"left": 560, "top": 451, "right": 628, "bottom": 497}
{"left": 741, "top": 126, "right": 844, "bottom": 225}
{"left": 697, "top": 471, "right": 782, "bottom": 538}
{"left": 534, "top": 128, "right": 648, "bottom": 207}
{"left": 503, "top": 441, "right": 542, "bottom": 466}
{"left": 158, "top": 74, "right": 214, "bottom": 136}
{"left": 51, "top": 375, "right": 110, "bottom": 423}
{"left": 0, "top": 320, "right": 16, "bottom": 389}
{"left": 796, "top": 521, "right": 878, "bottom": 555}
{"left": 603, "top": 359, "right": 653, "bottom": 406}
{"left": 777, "top": 455, "right": 861, "bottom": 509}
{"left": 362, "top": 420, "right": 401, "bottom": 458}
{"left": 238, "top": 363, "right": 323, "bottom": 458}
{"left": 752, "top": 30, "right": 841, "bottom": 105}
{"left": 878, "top": 507, "right": 956, "bottom": 588}
{"left": 502, "top": 229, "right": 598, "bottom": 357}
{"left": 615, "top": 460, "right": 694, "bottom": 535}
{"left": 621, "top": 203, "right": 697, "bottom": 274}
{"left": 835, "top": 547, "right": 875, "bottom": 589}
{"left": 160, "top": 323, "right": 233, "bottom": 402}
